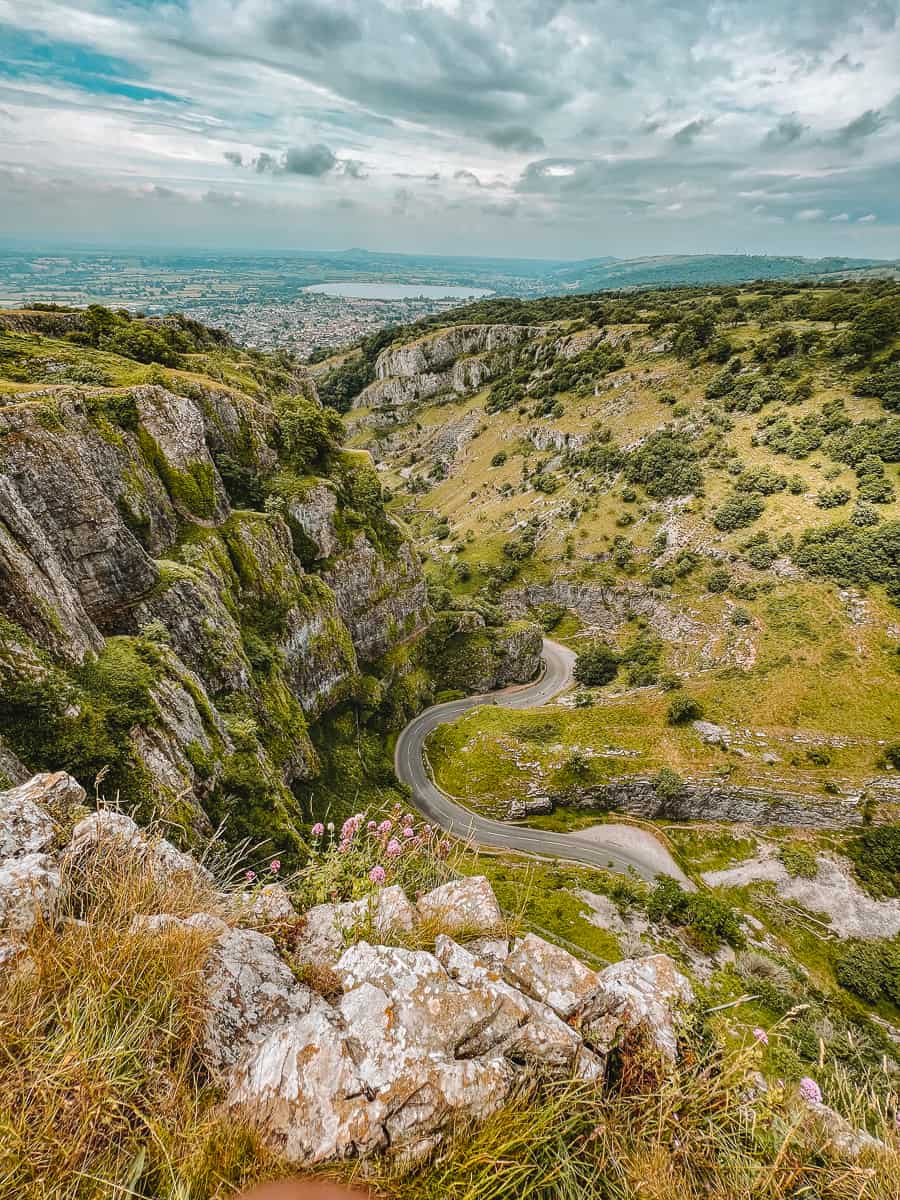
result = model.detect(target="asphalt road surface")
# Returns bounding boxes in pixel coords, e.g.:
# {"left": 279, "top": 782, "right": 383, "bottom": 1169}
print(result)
{"left": 395, "top": 638, "right": 677, "bottom": 883}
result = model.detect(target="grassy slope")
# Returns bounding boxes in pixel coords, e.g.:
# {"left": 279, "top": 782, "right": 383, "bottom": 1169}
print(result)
{"left": 354, "top": 287, "right": 900, "bottom": 816}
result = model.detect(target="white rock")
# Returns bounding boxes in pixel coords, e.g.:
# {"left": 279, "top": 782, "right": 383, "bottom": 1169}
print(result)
{"left": 435, "top": 935, "right": 587, "bottom": 1072}
{"left": 0, "top": 852, "right": 60, "bottom": 935}
{"left": 466, "top": 936, "right": 510, "bottom": 969}
{"left": 797, "top": 1095, "right": 885, "bottom": 1160}
{"left": 584, "top": 954, "right": 694, "bottom": 1061}
{"left": 191, "top": 917, "right": 327, "bottom": 1076}
{"left": 66, "top": 810, "right": 212, "bottom": 885}
{"left": 242, "top": 883, "right": 297, "bottom": 924}
{"left": 0, "top": 771, "right": 85, "bottom": 858}
{"left": 226, "top": 1008, "right": 379, "bottom": 1165}
{"left": 503, "top": 932, "right": 601, "bottom": 1020}
{"left": 336, "top": 941, "right": 524, "bottom": 1059}
{"left": 293, "top": 885, "right": 415, "bottom": 965}
{"left": 416, "top": 876, "right": 503, "bottom": 933}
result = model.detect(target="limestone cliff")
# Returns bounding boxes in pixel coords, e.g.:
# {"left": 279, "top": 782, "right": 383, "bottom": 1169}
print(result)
{"left": 355, "top": 323, "right": 542, "bottom": 417}
{"left": 0, "top": 314, "right": 431, "bottom": 852}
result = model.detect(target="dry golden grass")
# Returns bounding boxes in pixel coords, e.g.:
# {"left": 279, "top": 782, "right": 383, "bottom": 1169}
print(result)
{"left": 0, "top": 839, "right": 287, "bottom": 1200}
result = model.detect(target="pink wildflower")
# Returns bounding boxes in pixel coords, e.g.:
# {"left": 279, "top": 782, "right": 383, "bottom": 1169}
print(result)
{"left": 377, "top": 819, "right": 393, "bottom": 836}
{"left": 311, "top": 822, "right": 325, "bottom": 837}
{"left": 341, "top": 817, "right": 359, "bottom": 840}
{"left": 386, "top": 839, "right": 402, "bottom": 858}
{"left": 338, "top": 840, "right": 351, "bottom": 854}
{"left": 438, "top": 839, "right": 452, "bottom": 857}
{"left": 270, "top": 859, "right": 281, "bottom": 874}
{"left": 369, "top": 865, "right": 386, "bottom": 885}
{"left": 798, "top": 1077, "right": 822, "bottom": 1105}
{"left": 367, "top": 820, "right": 377, "bottom": 832}
{"left": 245, "top": 869, "right": 256, "bottom": 883}
{"left": 403, "top": 813, "right": 415, "bottom": 826}
{"left": 423, "top": 825, "right": 432, "bottom": 837}
{"left": 402, "top": 826, "right": 415, "bottom": 839}
{"left": 752, "top": 1027, "right": 768, "bottom": 1045}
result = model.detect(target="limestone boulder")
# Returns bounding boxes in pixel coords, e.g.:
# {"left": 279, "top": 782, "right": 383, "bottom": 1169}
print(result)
{"left": 584, "top": 953, "right": 694, "bottom": 1061}
{"left": 0, "top": 852, "right": 60, "bottom": 935}
{"left": 416, "top": 876, "right": 503, "bottom": 934}
{"left": 0, "top": 771, "right": 85, "bottom": 858}
{"left": 189, "top": 916, "right": 327, "bottom": 1076}
{"left": 293, "top": 885, "right": 415, "bottom": 966}
{"left": 503, "top": 932, "right": 601, "bottom": 1020}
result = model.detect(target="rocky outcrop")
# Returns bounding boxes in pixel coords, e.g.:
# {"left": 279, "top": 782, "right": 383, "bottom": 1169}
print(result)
{"left": 0, "top": 772, "right": 711, "bottom": 1169}
{"left": 321, "top": 533, "right": 429, "bottom": 663}
{"left": 426, "top": 615, "right": 542, "bottom": 694}
{"left": 0, "top": 354, "right": 429, "bottom": 846}
{"left": 355, "top": 324, "right": 541, "bottom": 415}
{"left": 572, "top": 775, "right": 867, "bottom": 829}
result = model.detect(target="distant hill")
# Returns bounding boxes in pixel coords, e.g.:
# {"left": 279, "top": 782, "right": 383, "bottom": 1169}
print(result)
{"left": 546, "top": 254, "right": 895, "bottom": 292}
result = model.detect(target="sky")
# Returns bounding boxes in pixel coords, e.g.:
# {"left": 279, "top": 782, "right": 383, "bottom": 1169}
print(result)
{"left": 0, "top": 0, "right": 899, "bottom": 260}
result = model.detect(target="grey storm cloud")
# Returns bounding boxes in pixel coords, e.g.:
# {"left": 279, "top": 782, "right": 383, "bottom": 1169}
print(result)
{"left": 242, "top": 144, "right": 338, "bottom": 177}
{"left": 486, "top": 125, "right": 545, "bottom": 153}
{"left": 264, "top": 1, "right": 362, "bottom": 54}
{"left": 283, "top": 143, "right": 337, "bottom": 175}
{"left": 762, "top": 116, "right": 808, "bottom": 149}
{"left": 673, "top": 118, "right": 713, "bottom": 145}
{"left": 831, "top": 108, "right": 888, "bottom": 146}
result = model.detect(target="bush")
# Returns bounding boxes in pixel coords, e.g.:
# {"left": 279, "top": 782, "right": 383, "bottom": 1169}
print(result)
{"left": 275, "top": 394, "right": 344, "bottom": 473}
{"left": 624, "top": 429, "right": 703, "bottom": 499}
{"left": 645, "top": 876, "right": 744, "bottom": 951}
{"left": 653, "top": 767, "right": 684, "bottom": 804}
{"left": 667, "top": 694, "right": 703, "bottom": 725}
{"left": 833, "top": 938, "right": 900, "bottom": 1005}
{"left": 713, "top": 492, "right": 765, "bottom": 531}
{"left": 846, "top": 824, "right": 900, "bottom": 898}
{"left": 706, "top": 567, "right": 730, "bottom": 593}
{"left": 815, "top": 486, "right": 851, "bottom": 510}
{"left": 490, "top": 451, "right": 507, "bottom": 467}
{"left": 779, "top": 845, "right": 819, "bottom": 878}
{"left": 573, "top": 642, "right": 619, "bottom": 687}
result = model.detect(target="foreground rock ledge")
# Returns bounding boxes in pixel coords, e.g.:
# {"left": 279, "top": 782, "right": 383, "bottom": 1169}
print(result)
{"left": 0, "top": 771, "right": 699, "bottom": 1166}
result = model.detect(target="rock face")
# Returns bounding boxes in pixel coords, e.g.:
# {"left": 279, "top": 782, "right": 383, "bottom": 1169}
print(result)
{"left": 0, "top": 772, "right": 701, "bottom": 1169}
{"left": 355, "top": 324, "right": 542, "bottom": 416}
{"left": 426, "top": 615, "right": 542, "bottom": 693}
{"left": 0, "top": 354, "right": 429, "bottom": 846}
{"left": 571, "top": 775, "right": 866, "bottom": 829}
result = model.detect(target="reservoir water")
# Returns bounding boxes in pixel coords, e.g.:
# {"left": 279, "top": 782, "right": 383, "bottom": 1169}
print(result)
{"left": 303, "top": 282, "right": 493, "bottom": 300}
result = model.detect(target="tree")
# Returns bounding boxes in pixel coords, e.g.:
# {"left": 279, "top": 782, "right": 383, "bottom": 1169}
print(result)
{"left": 667, "top": 694, "right": 703, "bottom": 725}
{"left": 573, "top": 642, "right": 619, "bottom": 686}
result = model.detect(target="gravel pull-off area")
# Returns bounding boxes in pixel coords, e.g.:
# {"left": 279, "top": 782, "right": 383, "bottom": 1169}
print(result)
{"left": 571, "top": 824, "right": 693, "bottom": 889}
{"left": 703, "top": 848, "right": 900, "bottom": 940}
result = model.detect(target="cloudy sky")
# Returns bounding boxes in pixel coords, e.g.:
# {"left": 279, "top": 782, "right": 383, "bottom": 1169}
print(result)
{"left": 1, "top": 0, "right": 899, "bottom": 259}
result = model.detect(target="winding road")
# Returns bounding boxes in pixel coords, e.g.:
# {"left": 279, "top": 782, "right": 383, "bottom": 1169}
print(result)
{"left": 395, "top": 638, "right": 686, "bottom": 884}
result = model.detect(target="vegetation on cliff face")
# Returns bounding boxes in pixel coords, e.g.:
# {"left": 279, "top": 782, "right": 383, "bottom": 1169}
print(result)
{"left": 0, "top": 306, "right": 437, "bottom": 856}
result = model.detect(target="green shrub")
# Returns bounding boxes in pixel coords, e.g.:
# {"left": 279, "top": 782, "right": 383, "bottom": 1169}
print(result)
{"left": 490, "top": 451, "right": 507, "bottom": 467}
{"left": 846, "top": 824, "right": 900, "bottom": 898}
{"left": 713, "top": 492, "right": 765, "bottom": 531}
{"left": 779, "top": 845, "right": 819, "bottom": 879}
{"left": 624, "top": 428, "right": 703, "bottom": 499}
{"left": 833, "top": 938, "right": 900, "bottom": 1004}
{"left": 573, "top": 642, "right": 619, "bottom": 687}
{"left": 667, "top": 694, "right": 703, "bottom": 725}
{"left": 706, "top": 567, "right": 730, "bottom": 593}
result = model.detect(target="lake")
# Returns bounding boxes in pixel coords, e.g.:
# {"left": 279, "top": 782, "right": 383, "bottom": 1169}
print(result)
{"left": 303, "top": 282, "right": 493, "bottom": 300}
